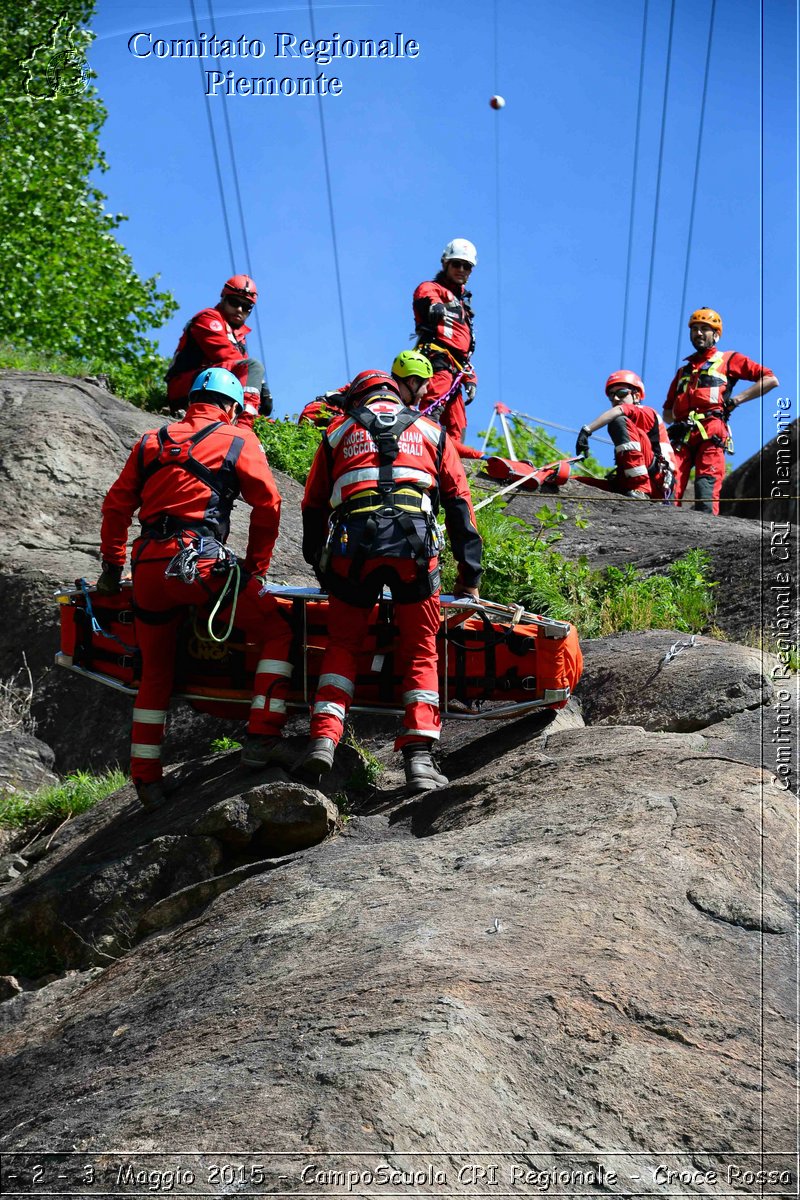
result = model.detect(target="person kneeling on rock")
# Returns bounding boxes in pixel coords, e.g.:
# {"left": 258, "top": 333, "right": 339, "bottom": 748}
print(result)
{"left": 97, "top": 367, "right": 294, "bottom": 811}
{"left": 574, "top": 371, "right": 677, "bottom": 501}
{"left": 297, "top": 351, "right": 483, "bottom": 797}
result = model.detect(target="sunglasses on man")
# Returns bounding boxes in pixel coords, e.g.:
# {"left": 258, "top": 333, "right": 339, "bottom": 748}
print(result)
{"left": 609, "top": 388, "right": 633, "bottom": 400}
{"left": 224, "top": 296, "right": 254, "bottom": 313}
{"left": 449, "top": 260, "right": 473, "bottom": 272}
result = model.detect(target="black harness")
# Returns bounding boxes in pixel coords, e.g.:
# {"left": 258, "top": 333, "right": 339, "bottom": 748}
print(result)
{"left": 137, "top": 421, "right": 244, "bottom": 541}
{"left": 323, "top": 404, "right": 444, "bottom": 606}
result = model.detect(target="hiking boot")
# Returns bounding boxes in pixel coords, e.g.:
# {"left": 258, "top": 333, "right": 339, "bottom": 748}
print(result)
{"left": 240, "top": 734, "right": 292, "bottom": 769}
{"left": 402, "top": 744, "right": 449, "bottom": 796}
{"left": 295, "top": 737, "right": 336, "bottom": 779}
{"left": 135, "top": 780, "right": 170, "bottom": 811}
{"left": 624, "top": 489, "right": 650, "bottom": 500}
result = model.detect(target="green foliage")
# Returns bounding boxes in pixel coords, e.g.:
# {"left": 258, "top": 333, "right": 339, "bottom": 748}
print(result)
{"left": 594, "top": 551, "right": 717, "bottom": 637}
{"left": 441, "top": 503, "right": 716, "bottom": 638}
{"left": 0, "top": 342, "right": 170, "bottom": 410}
{"left": 254, "top": 416, "right": 323, "bottom": 482}
{"left": 343, "top": 728, "right": 383, "bottom": 793}
{"left": 0, "top": 4, "right": 176, "bottom": 395}
{"left": 482, "top": 415, "right": 606, "bottom": 477}
{"left": 0, "top": 769, "right": 126, "bottom": 832}
{"left": 210, "top": 736, "right": 242, "bottom": 753}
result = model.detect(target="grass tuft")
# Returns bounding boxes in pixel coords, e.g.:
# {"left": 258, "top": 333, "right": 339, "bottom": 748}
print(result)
{"left": 0, "top": 769, "right": 127, "bottom": 832}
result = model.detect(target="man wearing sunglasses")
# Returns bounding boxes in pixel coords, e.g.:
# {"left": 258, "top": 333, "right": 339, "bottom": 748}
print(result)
{"left": 165, "top": 274, "right": 273, "bottom": 420}
{"left": 575, "top": 371, "right": 677, "bottom": 501}
{"left": 412, "top": 239, "right": 483, "bottom": 459}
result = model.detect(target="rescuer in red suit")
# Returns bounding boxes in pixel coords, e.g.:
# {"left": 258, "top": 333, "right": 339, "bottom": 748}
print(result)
{"left": 298, "top": 350, "right": 483, "bottom": 796}
{"left": 575, "top": 371, "right": 677, "bottom": 500}
{"left": 97, "top": 367, "right": 292, "bottom": 810}
{"left": 165, "top": 274, "right": 273, "bottom": 421}
{"left": 413, "top": 238, "right": 483, "bottom": 460}
{"left": 298, "top": 389, "right": 347, "bottom": 428}
{"left": 663, "top": 307, "right": 779, "bottom": 515}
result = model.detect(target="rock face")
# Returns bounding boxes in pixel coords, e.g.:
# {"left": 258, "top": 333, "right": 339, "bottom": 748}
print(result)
{"left": 721, "top": 416, "right": 798, "bottom": 524}
{"left": 0, "top": 724, "right": 795, "bottom": 1189}
{"left": 0, "top": 729, "right": 57, "bottom": 798}
{"left": 0, "top": 371, "right": 796, "bottom": 1182}
{"left": 577, "top": 631, "right": 774, "bottom": 731}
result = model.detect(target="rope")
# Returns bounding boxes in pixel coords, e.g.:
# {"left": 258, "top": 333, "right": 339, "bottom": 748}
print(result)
{"left": 642, "top": 0, "right": 677, "bottom": 377}
{"left": 661, "top": 635, "right": 697, "bottom": 665}
{"left": 205, "top": 561, "right": 241, "bottom": 643}
{"left": 468, "top": 488, "right": 799, "bottom": 505}
{"left": 502, "top": 406, "right": 613, "bottom": 446}
{"left": 308, "top": 0, "right": 351, "bottom": 378}
{"left": 493, "top": 0, "right": 503, "bottom": 403}
{"left": 205, "top": 0, "right": 269, "bottom": 384}
{"left": 189, "top": 0, "right": 236, "bottom": 272}
{"left": 675, "top": 0, "right": 717, "bottom": 366}
{"left": 620, "top": 0, "right": 649, "bottom": 364}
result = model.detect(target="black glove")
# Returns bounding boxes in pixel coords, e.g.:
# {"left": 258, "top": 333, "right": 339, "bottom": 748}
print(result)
{"left": 464, "top": 382, "right": 476, "bottom": 404}
{"left": 259, "top": 385, "right": 273, "bottom": 417}
{"left": 96, "top": 562, "right": 122, "bottom": 595}
{"left": 575, "top": 426, "right": 591, "bottom": 458}
{"left": 667, "top": 420, "right": 691, "bottom": 447}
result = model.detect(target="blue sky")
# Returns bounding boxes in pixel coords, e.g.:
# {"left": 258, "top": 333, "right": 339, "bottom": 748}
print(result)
{"left": 88, "top": 0, "right": 797, "bottom": 469}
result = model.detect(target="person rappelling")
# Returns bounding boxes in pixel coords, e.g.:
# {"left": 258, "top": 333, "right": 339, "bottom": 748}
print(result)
{"left": 663, "top": 308, "right": 779, "bottom": 515}
{"left": 574, "top": 371, "right": 677, "bottom": 501}
{"left": 164, "top": 274, "right": 273, "bottom": 421}
{"left": 412, "top": 239, "right": 484, "bottom": 460}
{"left": 296, "top": 349, "right": 483, "bottom": 795}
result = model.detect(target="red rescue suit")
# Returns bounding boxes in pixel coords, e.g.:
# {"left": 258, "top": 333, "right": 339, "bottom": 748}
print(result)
{"left": 298, "top": 390, "right": 347, "bottom": 428}
{"left": 413, "top": 274, "right": 481, "bottom": 459}
{"left": 302, "top": 383, "right": 482, "bottom": 750}
{"left": 665, "top": 349, "right": 772, "bottom": 514}
{"left": 165, "top": 306, "right": 253, "bottom": 409}
{"left": 101, "top": 402, "right": 291, "bottom": 785}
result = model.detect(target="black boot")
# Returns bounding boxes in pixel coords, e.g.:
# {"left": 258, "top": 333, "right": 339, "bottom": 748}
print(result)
{"left": 295, "top": 737, "right": 336, "bottom": 779}
{"left": 402, "top": 744, "right": 449, "bottom": 796}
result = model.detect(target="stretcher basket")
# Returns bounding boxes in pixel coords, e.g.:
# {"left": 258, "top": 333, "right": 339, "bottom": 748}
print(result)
{"left": 55, "top": 583, "right": 583, "bottom": 722}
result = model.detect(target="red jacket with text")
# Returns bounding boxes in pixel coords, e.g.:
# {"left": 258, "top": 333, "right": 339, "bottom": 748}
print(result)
{"left": 302, "top": 389, "right": 482, "bottom": 589}
{"left": 165, "top": 306, "right": 252, "bottom": 407}
{"left": 100, "top": 402, "right": 281, "bottom": 576}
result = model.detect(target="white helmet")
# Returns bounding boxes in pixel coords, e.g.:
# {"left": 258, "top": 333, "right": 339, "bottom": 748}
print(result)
{"left": 441, "top": 238, "right": 477, "bottom": 267}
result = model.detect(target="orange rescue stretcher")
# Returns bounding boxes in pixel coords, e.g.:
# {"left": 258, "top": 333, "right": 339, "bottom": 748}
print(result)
{"left": 55, "top": 584, "right": 583, "bottom": 722}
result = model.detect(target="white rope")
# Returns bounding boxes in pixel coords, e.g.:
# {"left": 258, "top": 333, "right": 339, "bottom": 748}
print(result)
{"left": 661, "top": 634, "right": 696, "bottom": 666}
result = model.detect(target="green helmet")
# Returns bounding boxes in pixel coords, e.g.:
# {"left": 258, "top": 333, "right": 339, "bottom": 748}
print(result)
{"left": 391, "top": 350, "right": 433, "bottom": 380}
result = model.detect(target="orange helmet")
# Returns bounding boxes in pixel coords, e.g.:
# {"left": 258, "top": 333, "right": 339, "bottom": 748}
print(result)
{"left": 605, "top": 370, "right": 645, "bottom": 402}
{"left": 222, "top": 274, "right": 258, "bottom": 303}
{"left": 688, "top": 307, "right": 722, "bottom": 334}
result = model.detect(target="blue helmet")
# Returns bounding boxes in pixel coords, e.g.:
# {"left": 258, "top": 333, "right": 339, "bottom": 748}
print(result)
{"left": 188, "top": 367, "right": 244, "bottom": 409}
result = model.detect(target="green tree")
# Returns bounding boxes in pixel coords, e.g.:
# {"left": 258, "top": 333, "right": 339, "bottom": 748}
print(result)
{"left": 0, "top": 1, "right": 176, "bottom": 394}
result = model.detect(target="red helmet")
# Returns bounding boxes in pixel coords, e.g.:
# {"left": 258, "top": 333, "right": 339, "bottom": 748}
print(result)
{"left": 605, "top": 370, "right": 645, "bottom": 402}
{"left": 344, "top": 370, "right": 399, "bottom": 408}
{"left": 221, "top": 274, "right": 258, "bottom": 303}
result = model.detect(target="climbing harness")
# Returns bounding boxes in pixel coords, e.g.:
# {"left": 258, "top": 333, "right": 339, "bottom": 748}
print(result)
{"left": 322, "top": 404, "right": 442, "bottom": 604}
